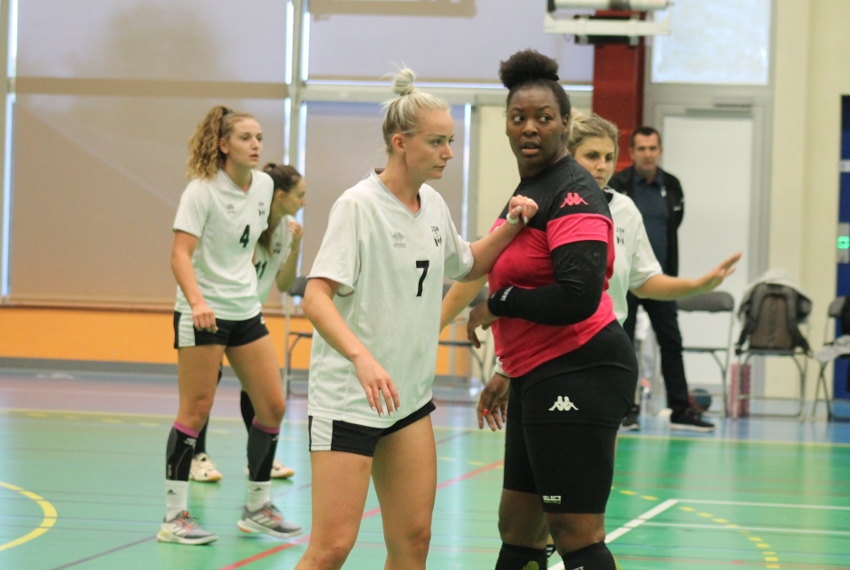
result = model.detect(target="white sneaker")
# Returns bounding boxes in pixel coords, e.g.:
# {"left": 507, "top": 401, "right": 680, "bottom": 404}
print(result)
{"left": 237, "top": 502, "right": 302, "bottom": 539}
{"left": 271, "top": 460, "right": 295, "bottom": 479}
{"left": 244, "top": 459, "right": 295, "bottom": 479}
{"left": 190, "top": 453, "right": 222, "bottom": 483}
{"left": 156, "top": 510, "right": 218, "bottom": 545}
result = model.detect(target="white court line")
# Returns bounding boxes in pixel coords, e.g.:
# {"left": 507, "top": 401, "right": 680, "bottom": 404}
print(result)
{"left": 548, "top": 499, "right": 679, "bottom": 570}
{"left": 683, "top": 498, "right": 850, "bottom": 511}
{"left": 547, "top": 497, "right": 850, "bottom": 569}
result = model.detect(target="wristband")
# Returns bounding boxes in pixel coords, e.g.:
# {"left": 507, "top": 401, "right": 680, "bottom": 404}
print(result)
{"left": 506, "top": 211, "right": 519, "bottom": 224}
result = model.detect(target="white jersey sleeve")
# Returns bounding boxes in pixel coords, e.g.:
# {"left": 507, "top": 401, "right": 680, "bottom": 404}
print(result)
{"left": 607, "top": 189, "right": 662, "bottom": 323}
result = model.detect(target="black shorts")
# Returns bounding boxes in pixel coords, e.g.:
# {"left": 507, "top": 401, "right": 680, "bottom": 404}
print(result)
{"left": 503, "top": 321, "right": 637, "bottom": 513}
{"left": 173, "top": 312, "right": 269, "bottom": 349}
{"left": 307, "top": 401, "right": 436, "bottom": 457}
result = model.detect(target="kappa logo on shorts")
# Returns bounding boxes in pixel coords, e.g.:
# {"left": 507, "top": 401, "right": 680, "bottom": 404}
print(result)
{"left": 542, "top": 495, "right": 562, "bottom": 504}
{"left": 548, "top": 396, "right": 579, "bottom": 412}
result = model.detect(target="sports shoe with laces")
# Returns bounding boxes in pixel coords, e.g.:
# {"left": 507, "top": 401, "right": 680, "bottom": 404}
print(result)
{"left": 620, "top": 404, "right": 640, "bottom": 431}
{"left": 271, "top": 460, "right": 295, "bottom": 479}
{"left": 670, "top": 407, "right": 715, "bottom": 432}
{"left": 190, "top": 453, "right": 223, "bottom": 482}
{"left": 237, "top": 502, "right": 302, "bottom": 539}
{"left": 156, "top": 510, "right": 218, "bottom": 545}
{"left": 244, "top": 459, "right": 295, "bottom": 479}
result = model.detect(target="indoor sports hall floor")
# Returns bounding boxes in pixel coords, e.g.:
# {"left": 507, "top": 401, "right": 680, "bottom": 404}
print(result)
{"left": 1, "top": 363, "right": 849, "bottom": 570}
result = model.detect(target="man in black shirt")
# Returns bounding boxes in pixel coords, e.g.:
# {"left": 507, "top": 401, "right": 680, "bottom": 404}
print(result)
{"left": 609, "top": 126, "right": 714, "bottom": 432}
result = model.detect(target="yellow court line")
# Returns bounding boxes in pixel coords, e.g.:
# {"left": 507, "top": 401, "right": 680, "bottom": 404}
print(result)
{"left": 0, "top": 481, "right": 58, "bottom": 551}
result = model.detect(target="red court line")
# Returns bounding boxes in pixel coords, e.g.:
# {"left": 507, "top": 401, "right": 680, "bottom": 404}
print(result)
{"left": 218, "top": 459, "right": 505, "bottom": 569}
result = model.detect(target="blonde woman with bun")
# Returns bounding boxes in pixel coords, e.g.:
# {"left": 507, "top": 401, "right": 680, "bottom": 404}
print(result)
{"left": 294, "top": 69, "right": 537, "bottom": 569}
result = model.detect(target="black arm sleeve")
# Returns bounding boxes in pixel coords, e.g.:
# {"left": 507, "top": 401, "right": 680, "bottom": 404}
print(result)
{"left": 487, "top": 241, "right": 608, "bottom": 326}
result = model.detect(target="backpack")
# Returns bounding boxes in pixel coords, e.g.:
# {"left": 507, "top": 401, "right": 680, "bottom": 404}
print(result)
{"left": 735, "top": 282, "right": 812, "bottom": 355}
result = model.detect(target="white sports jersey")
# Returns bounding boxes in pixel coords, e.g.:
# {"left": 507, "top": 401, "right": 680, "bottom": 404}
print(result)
{"left": 172, "top": 169, "right": 273, "bottom": 320}
{"left": 307, "top": 171, "right": 474, "bottom": 428}
{"left": 254, "top": 214, "right": 297, "bottom": 302}
{"left": 606, "top": 188, "right": 662, "bottom": 323}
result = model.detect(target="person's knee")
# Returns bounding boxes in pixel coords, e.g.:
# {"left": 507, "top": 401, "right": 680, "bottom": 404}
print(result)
{"left": 386, "top": 517, "right": 431, "bottom": 562}
{"left": 253, "top": 395, "right": 286, "bottom": 425}
{"left": 548, "top": 513, "right": 606, "bottom": 552}
{"left": 497, "top": 513, "right": 548, "bottom": 546}
{"left": 180, "top": 394, "right": 214, "bottom": 425}
{"left": 303, "top": 537, "right": 355, "bottom": 569}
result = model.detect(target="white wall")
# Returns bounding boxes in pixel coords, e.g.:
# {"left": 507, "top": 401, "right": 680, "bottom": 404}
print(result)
{"left": 770, "top": 0, "right": 847, "bottom": 400}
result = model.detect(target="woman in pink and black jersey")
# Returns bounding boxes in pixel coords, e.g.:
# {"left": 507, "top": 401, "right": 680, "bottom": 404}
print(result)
{"left": 464, "top": 50, "right": 638, "bottom": 569}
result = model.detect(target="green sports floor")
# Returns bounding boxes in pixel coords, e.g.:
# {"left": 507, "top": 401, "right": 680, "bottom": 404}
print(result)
{"left": 1, "top": 364, "right": 849, "bottom": 569}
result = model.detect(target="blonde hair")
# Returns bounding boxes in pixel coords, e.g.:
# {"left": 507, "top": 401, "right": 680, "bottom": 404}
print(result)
{"left": 381, "top": 68, "right": 450, "bottom": 154}
{"left": 566, "top": 110, "right": 619, "bottom": 161}
{"left": 186, "top": 105, "right": 256, "bottom": 179}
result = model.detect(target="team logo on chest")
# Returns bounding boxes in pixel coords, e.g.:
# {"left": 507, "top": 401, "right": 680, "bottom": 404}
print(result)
{"left": 258, "top": 201, "right": 267, "bottom": 219}
{"left": 431, "top": 225, "right": 442, "bottom": 247}
{"left": 616, "top": 226, "right": 625, "bottom": 245}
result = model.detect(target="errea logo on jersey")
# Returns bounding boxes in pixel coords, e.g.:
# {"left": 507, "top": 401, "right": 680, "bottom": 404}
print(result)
{"left": 548, "top": 396, "right": 579, "bottom": 412}
{"left": 392, "top": 232, "right": 406, "bottom": 248}
{"left": 560, "top": 193, "right": 588, "bottom": 207}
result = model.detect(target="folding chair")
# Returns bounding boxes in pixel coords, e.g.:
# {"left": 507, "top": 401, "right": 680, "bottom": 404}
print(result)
{"left": 812, "top": 296, "right": 850, "bottom": 420}
{"left": 282, "top": 276, "right": 311, "bottom": 397}
{"left": 732, "top": 282, "right": 811, "bottom": 419}
{"left": 676, "top": 290, "right": 736, "bottom": 416}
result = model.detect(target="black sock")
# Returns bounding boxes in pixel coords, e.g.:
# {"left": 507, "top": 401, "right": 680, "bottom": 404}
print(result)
{"left": 165, "top": 424, "right": 197, "bottom": 481}
{"left": 240, "top": 390, "right": 255, "bottom": 432}
{"left": 246, "top": 422, "right": 279, "bottom": 482}
{"left": 561, "top": 541, "right": 616, "bottom": 570}
{"left": 195, "top": 421, "right": 208, "bottom": 455}
{"left": 495, "top": 543, "right": 547, "bottom": 570}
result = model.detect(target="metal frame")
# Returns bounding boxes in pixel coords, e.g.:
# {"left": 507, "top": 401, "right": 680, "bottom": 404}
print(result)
{"left": 677, "top": 290, "right": 736, "bottom": 417}
{"left": 813, "top": 297, "right": 850, "bottom": 420}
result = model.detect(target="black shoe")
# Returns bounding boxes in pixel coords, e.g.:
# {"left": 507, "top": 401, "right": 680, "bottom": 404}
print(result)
{"left": 620, "top": 404, "right": 640, "bottom": 431}
{"left": 670, "top": 407, "right": 715, "bottom": 432}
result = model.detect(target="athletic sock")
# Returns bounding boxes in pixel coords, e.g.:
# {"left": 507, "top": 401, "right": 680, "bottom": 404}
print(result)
{"left": 195, "top": 422, "right": 208, "bottom": 455}
{"left": 164, "top": 480, "right": 189, "bottom": 520}
{"left": 561, "top": 541, "right": 617, "bottom": 570}
{"left": 240, "top": 390, "right": 254, "bottom": 431}
{"left": 246, "top": 480, "right": 271, "bottom": 511}
{"left": 166, "top": 422, "right": 197, "bottom": 481}
{"left": 495, "top": 543, "right": 547, "bottom": 569}
{"left": 246, "top": 420, "right": 279, "bottom": 482}
{"left": 164, "top": 423, "right": 197, "bottom": 520}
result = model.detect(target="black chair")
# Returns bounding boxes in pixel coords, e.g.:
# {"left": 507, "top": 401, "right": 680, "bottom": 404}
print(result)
{"left": 812, "top": 297, "right": 850, "bottom": 420}
{"left": 282, "top": 276, "right": 311, "bottom": 397}
{"left": 677, "top": 290, "right": 736, "bottom": 417}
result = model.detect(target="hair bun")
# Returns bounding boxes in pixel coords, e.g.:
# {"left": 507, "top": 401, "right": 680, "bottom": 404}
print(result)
{"left": 392, "top": 68, "right": 417, "bottom": 96}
